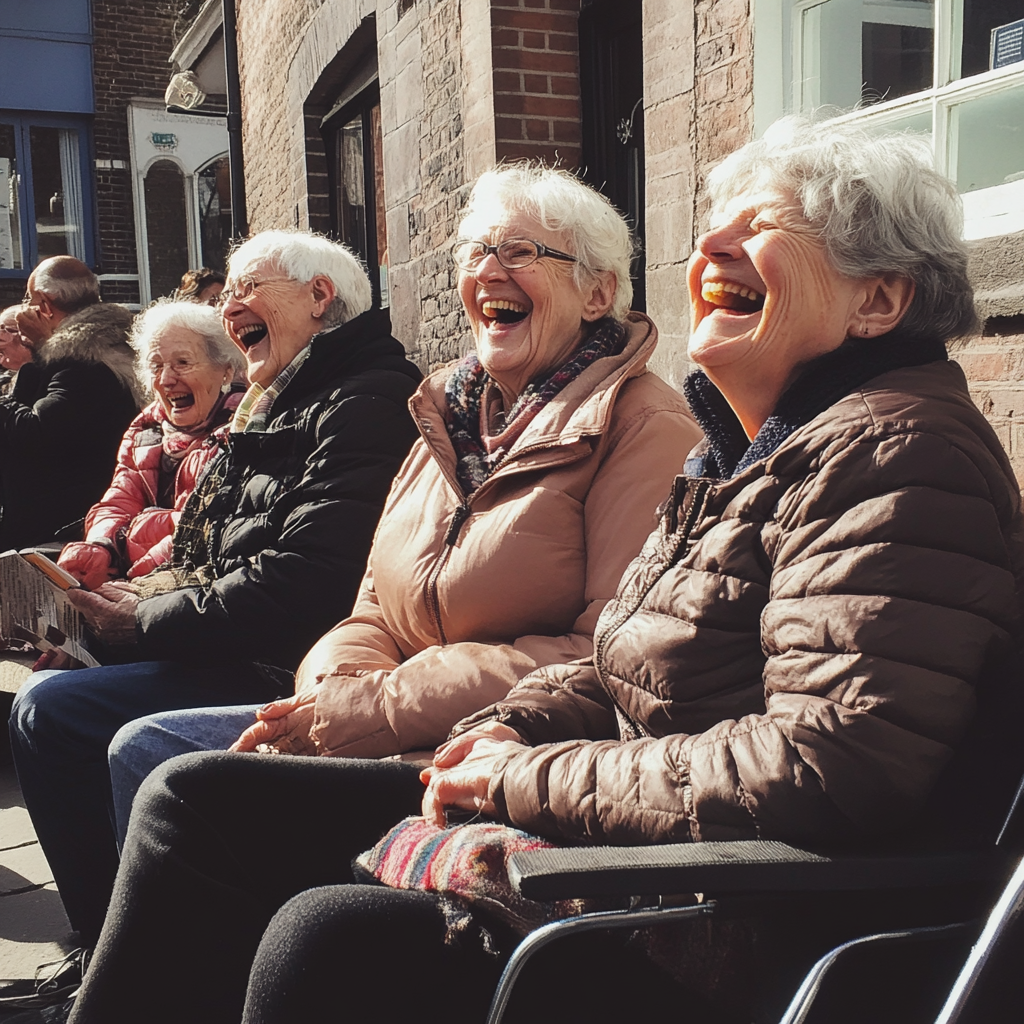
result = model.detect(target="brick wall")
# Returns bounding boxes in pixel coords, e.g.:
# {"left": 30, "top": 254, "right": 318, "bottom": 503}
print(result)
{"left": 92, "top": 0, "right": 181, "bottom": 303}
{"left": 491, "top": 0, "right": 582, "bottom": 168}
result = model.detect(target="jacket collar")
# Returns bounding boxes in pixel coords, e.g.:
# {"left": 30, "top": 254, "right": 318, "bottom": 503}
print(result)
{"left": 683, "top": 333, "right": 949, "bottom": 479}
{"left": 410, "top": 311, "right": 660, "bottom": 488}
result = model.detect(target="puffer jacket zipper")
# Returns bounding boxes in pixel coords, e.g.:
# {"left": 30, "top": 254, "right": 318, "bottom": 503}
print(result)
{"left": 592, "top": 478, "right": 712, "bottom": 736}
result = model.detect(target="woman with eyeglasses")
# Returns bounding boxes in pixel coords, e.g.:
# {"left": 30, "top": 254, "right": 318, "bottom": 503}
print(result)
{"left": 10, "top": 230, "right": 423, "bottom": 958}
{"left": 55, "top": 300, "right": 246, "bottom": 591}
{"left": 0, "top": 304, "right": 35, "bottom": 386}
{"left": 56, "top": 166, "right": 697, "bottom": 1024}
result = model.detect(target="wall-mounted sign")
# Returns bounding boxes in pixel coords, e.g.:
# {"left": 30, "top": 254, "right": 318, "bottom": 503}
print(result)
{"left": 150, "top": 132, "right": 178, "bottom": 151}
{"left": 991, "top": 19, "right": 1024, "bottom": 70}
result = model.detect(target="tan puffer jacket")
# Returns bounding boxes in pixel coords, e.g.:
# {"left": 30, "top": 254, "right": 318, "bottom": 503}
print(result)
{"left": 306, "top": 313, "right": 702, "bottom": 757}
{"left": 459, "top": 347, "right": 1024, "bottom": 848}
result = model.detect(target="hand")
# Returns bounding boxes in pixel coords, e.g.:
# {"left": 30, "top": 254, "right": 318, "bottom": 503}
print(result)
{"left": 420, "top": 738, "right": 526, "bottom": 827}
{"left": 431, "top": 722, "right": 525, "bottom": 770}
{"left": 230, "top": 691, "right": 317, "bottom": 755}
{"left": 31, "top": 648, "right": 75, "bottom": 672}
{"left": 66, "top": 583, "right": 140, "bottom": 645}
{"left": 58, "top": 542, "right": 117, "bottom": 591}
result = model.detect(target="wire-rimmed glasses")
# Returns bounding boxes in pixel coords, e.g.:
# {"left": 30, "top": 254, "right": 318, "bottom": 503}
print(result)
{"left": 451, "top": 238, "right": 578, "bottom": 272}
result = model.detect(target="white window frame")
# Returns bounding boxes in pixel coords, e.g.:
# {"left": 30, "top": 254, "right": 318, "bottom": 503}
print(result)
{"left": 753, "top": 0, "right": 1024, "bottom": 240}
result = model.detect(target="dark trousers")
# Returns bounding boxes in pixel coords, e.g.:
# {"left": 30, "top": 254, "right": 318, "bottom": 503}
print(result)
{"left": 8, "top": 661, "right": 287, "bottom": 944}
{"left": 69, "top": 752, "right": 693, "bottom": 1024}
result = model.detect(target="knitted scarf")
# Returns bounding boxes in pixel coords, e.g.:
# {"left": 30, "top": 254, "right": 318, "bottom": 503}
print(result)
{"left": 232, "top": 346, "right": 311, "bottom": 433}
{"left": 445, "top": 317, "right": 625, "bottom": 496}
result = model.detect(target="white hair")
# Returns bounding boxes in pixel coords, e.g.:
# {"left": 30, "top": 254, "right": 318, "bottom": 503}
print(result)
{"left": 227, "top": 230, "right": 372, "bottom": 328}
{"left": 0, "top": 304, "right": 25, "bottom": 329}
{"left": 32, "top": 259, "right": 101, "bottom": 313}
{"left": 707, "top": 116, "right": 978, "bottom": 343}
{"left": 130, "top": 299, "right": 245, "bottom": 392}
{"left": 459, "top": 164, "right": 636, "bottom": 322}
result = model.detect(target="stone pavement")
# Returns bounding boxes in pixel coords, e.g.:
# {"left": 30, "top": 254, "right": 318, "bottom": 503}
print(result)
{"left": 0, "top": 655, "right": 75, "bottom": 982}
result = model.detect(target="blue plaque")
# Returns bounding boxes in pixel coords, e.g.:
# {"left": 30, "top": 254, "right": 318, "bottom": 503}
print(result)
{"left": 991, "top": 18, "right": 1024, "bottom": 70}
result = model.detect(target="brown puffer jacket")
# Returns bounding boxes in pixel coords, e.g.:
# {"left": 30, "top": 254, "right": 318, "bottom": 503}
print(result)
{"left": 306, "top": 313, "right": 702, "bottom": 757}
{"left": 459, "top": 338, "right": 1024, "bottom": 848}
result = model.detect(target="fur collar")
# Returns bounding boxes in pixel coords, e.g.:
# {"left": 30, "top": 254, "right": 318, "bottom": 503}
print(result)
{"left": 683, "top": 333, "right": 949, "bottom": 479}
{"left": 35, "top": 303, "right": 142, "bottom": 406}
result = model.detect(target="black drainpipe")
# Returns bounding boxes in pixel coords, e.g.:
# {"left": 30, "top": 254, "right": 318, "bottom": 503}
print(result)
{"left": 222, "top": 0, "right": 248, "bottom": 238}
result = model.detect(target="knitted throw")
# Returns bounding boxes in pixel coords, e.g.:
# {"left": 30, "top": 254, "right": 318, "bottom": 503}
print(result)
{"left": 445, "top": 317, "right": 625, "bottom": 495}
{"left": 356, "top": 815, "right": 590, "bottom": 936}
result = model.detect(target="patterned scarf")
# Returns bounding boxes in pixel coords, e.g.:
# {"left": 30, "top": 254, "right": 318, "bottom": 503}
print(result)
{"left": 231, "top": 346, "right": 311, "bottom": 433}
{"left": 445, "top": 317, "right": 625, "bottom": 495}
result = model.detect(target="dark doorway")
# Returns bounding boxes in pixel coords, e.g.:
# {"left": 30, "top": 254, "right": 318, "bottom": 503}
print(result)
{"left": 578, "top": 0, "right": 645, "bottom": 312}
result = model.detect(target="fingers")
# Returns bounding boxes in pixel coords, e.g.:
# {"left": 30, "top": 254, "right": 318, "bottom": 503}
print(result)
{"left": 433, "top": 723, "right": 525, "bottom": 769}
{"left": 230, "top": 716, "right": 279, "bottom": 752}
{"left": 31, "top": 650, "right": 56, "bottom": 673}
{"left": 255, "top": 692, "right": 314, "bottom": 720}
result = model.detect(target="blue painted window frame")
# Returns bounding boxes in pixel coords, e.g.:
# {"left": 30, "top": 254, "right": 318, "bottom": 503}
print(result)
{"left": 0, "top": 111, "right": 96, "bottom": 281}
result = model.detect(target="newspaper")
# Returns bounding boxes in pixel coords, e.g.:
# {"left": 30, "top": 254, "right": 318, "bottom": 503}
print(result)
{"left": 0, "top": 550, "right": 100, "bottom": 668}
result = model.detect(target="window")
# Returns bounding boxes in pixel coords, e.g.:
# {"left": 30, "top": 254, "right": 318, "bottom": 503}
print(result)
{"left": 322, "top": 84, "right": 389, "bottom": 308}
{"left": 754, "top": 1, "right": 1024, "bottom": 238}
{"left": 0, "top": 114, "right": 93, "bottom": 276}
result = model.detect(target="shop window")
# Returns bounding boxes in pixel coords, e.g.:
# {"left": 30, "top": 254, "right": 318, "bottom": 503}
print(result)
{"left": 755, "top": 1, "right": 1024, "bottom": 239}
{"left": 579, "top": 0, "right": 646, "bottom": 310}
{"left": 143, "top": 160, "right": 190, "bottom": 300}
{"left": 322, "top": 84, "right": 388, "bottom": 308}
{"left": 0, "top": 114, "right": 93, "bottom": 276}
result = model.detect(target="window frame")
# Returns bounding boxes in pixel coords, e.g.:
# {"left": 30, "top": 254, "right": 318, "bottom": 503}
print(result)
{"left": 754, "top": 0, "right": 1024, "bottom": 240}
{"left": 0, "top": 111, "right": 96, "bottom": 280}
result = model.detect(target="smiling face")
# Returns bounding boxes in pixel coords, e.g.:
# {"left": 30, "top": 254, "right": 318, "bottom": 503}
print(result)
{"left": 687, "top": 187, "right": 872, "bottom": 379}
{"left": 146, "top": 327, "right": 228, "bottom": 429}
{"left": 0, "top": 310, "right": 33, "bottom": 371}
{"left": 220, "top": 261, "right": 334, "bottom": 388}
{"left": 457, "top": 210, "right": 615, "bottom": 402}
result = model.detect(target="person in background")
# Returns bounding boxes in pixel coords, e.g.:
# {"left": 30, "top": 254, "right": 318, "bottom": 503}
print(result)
{"left": 105, "top": 163, "right": 700, "bottom": 841}
{"left": 2, "top": 257, "right": 140, "bottom": 552}
{"left": 173, "top": 267, "right": 225, "bottom": 306}
{"left": 0, "top": 304, "right": 35, "bottom": 395}
{"left": 66, "top": 119, "right": 1024, "bottom": 1024}
{"left": 9, "top": 231, "right": 423, "bottom": 954}
{"left": 57, "top": 300, "right": 246, "bottom": 590}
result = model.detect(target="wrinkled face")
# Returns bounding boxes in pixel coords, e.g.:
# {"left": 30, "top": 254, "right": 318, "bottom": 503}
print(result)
{"left": 219, "top": 261, "right": 326, "bottom": 388}
{"left": 0, "top": 313, "right": 32, "bottom": 371}
{"left": 686, "top": 187, "right": 868, "bottom": 376}
{"left": 146, "top": 327, "right": 228, "bottom": 429}
{"left": 457, "top": 210, "right": 610, "bottom": 397}
{"left": 16, "top": 280, "right": 54, "bottom": 346}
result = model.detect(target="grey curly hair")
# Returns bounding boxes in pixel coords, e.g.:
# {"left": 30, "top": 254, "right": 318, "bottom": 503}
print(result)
{"left": 707, "top": 116, "right": 979, "bottom": 342}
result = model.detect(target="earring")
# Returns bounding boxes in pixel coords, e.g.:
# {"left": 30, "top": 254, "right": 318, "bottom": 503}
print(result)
{"left": 221, "top": 378, "right": 231, "bottom": 394}
{"left": 312, "top": 311, "right": 322, "bottom": 320}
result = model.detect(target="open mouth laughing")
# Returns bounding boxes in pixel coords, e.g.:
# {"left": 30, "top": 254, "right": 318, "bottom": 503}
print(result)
{"left": 168, "top": 392, "right": 195, "bottom": 411}
{"left": 701, "top": 281, "right": 766, "bottom": 316}
{"left": 480, "top": 299, "right": 530, "bottom": 327}
{"left": 235, "top": 322, "right": 269, "bottom": 349}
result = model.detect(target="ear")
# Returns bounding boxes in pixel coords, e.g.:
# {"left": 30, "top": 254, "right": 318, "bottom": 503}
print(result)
{"left": 853, "top": 272, "right": 915, "bottom": 338}
{"left": 309, "top": 275, "right": 336, "bottom": 318}
{"left": 581, "top": 270, "right": 617, "bottom": 322}
{"left": 37, "top": 295, "right": 56, "bottom": 320}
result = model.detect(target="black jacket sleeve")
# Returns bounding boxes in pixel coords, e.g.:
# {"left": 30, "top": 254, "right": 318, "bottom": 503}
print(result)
{"left": 135, "top": 391, "right": 417, "bottom": 668}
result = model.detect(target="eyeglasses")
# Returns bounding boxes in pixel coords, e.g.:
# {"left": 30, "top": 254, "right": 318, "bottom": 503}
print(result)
{"left": 0, "top": 326, "right": 21, "bottom": 336}
{"left": 216, "top": 275, "right": 292, "bottom": 308}
{"left": 451, "top": 238, "right": 578, "bottom": 272}
{"left": 146, "top": 357, "right": 211, "bottom": 380}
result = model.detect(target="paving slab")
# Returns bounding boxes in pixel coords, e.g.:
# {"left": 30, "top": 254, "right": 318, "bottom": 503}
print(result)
{"left": 0, "top": 885, "right": 74, "bottom": 979}
{"left": 0, "top": 654, "right": 35, "bottom": 696}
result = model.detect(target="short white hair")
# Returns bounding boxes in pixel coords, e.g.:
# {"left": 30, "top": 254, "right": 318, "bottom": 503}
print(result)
{"left": 130, "top": 299, "right": 245, "bottom": 393}
{"left": 708, "top": 116, "right": 978, "bottom": 343}
{"left": 0, "top": 304, "right": 25, "bottom": 329}
{"left": 459, "top": 164, "right": 636, "bottom": 322}
{"left": 227, "top": 230, "right": 372, "bottom": 328}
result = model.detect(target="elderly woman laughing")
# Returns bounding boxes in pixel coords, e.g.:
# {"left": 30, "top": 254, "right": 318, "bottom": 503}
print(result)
{"left": 104, "top": 163, "right": 698, "bottom": 831}
{"left": 10, "top": 230, "right": 423, "bottom": 950}
{"left": 57, "top": 301, "right": 246, "bottom": 590}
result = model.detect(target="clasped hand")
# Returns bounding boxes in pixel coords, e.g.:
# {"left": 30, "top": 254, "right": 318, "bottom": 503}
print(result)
{"left": 231, "top": 691, "right": 318, "bottom": 755}
{"left": 420, "top": 722, "right": 526, "bottom": 826}
{"left": 67, "top": 581, "right": 140, "bottom": 645}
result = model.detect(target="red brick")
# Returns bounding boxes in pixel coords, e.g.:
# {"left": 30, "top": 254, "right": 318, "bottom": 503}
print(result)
{"left": 493, "top": 92, "right": 579, "bottom": 117}
{"left": 491, "top": 9, "right": 577, "bottom": 30}
{"left": 551, "top": 118, "right": 582, "bottom": 143}
{"left": 492, "top": 47, "right": 578, "bottom": 73}
{"left": 522, "top": 31, "right": 546, "bottom": 49}
{"left": 546, "top": 32, "right": 578, "bottom": 52}
{"left": 523, "top": 117, "right": 552, "bottom": 141}
{"left": 493, "top": 27, "right": 520, "bottom": 46}
{"left": 494, "top": 70, "right": 522, "bottom": 91}
{"left": 523, "top": 74, "right": 550, "bottom": 93}
{"left": 550, "top": 74, "right": 578, "bottom": 96}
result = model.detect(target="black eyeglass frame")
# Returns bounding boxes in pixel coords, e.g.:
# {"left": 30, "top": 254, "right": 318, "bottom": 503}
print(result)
{"left": 452, "top": 238, "right": 579, "bottom": 271}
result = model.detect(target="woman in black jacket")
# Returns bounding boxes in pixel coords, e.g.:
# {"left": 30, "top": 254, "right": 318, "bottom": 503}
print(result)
{"left": 9, "top": 230, "right": 423, "bottom": 949}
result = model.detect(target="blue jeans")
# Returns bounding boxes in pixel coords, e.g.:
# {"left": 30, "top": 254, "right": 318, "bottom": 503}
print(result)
{"left": 9, "top": 660, "right": 288, "bottom": 944}
{"left": 109, "top": 705, "right": 261, "bottom": 848}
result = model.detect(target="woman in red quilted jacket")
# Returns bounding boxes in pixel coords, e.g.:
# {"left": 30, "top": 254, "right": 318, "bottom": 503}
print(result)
{"left": 58, "top": 300, "right": 246, "bottom": 590}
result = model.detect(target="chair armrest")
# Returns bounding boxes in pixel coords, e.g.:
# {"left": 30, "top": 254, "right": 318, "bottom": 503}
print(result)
{"left": 508, "top": 840, "right": 1006, "bottom": 901}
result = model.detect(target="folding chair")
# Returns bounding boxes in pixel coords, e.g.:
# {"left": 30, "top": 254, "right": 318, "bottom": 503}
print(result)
{"left": 485, "top": 771, "right": 1024, "bottom": 1024}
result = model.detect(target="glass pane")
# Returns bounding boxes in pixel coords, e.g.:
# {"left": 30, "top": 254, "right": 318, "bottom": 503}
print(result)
{"left": 143, "top": 160, "right": 190, "bottom": 299}
{"left": 336, "top": 114, "right": 368, "bottom": 263}
{"left": 30, "top": 125, "right": 86, "bottom": 262}
{"left": 862, "top": 107, "right": 934, "bottom": 135}
{"left": 0, "top": 124, "right": 23, "bottom": 270}
{"left": 959, "top": 1, "right": 1024, "bottom": 79}
{"left": 197, "top": 156, "right": 232, "bottom": 272}
{"left": 795, "top": 0, "right": 934, "bottom": 111}
{"left": 951, "top": 82, "right": 1024, "bottom": 192}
